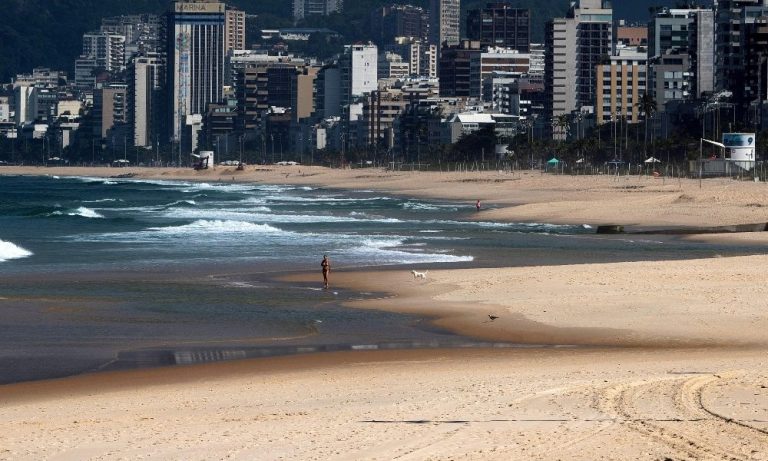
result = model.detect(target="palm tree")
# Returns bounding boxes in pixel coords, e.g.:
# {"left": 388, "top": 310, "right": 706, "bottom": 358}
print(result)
{"left": 637, "top": 93, "right": 657, "bottom": 159}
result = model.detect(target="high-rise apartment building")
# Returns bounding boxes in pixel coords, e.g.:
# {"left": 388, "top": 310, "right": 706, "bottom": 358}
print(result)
{"left": 225, "top": 8, "right": 246, "bottom": 52}
{"left": 231, "top": 51, "right": 310, "bottom": 130}
{"left": 743, "top": 15, "right": 768, "bottom": 104}
{"left": 595, "top": 47, "right": 647, "bottom": 125}
{"left": 473, "top": 47, "right": 531, "bottom": 97}
{"left": 545, "top": 0, "right": 612, "bottom": 136}
{"left": 645, "top": 7, "right": 713, "bottom": 107}
{"left": 467, "top": 3, "right": 531, "bottom": 52}
{"left": 100, "top": 14, "right": 162, "bottom": 59}
{"left": 648, "top": 8, "right": 696, "bottom": 59}
{"left": 130, "top": 53, "right": 165, "bottom": 148}
{"left": 715, "top": 0, "right": 768, "bottom": 103}
{"left": 82, "top": 32, "right": 127, "bottom": 74}
{"left": 689, "top": 9, "right": 715, "bottom": 99}
{"left": 14, "top": 86, "right": 37, "bottom": 126}
{"left": 293, "top": 0, "right": 343, "bottom": 20}
{"left": 292, "top": 67, "right": 320, "bottom": 122}
{"left": 385, "top": 37, "right": 438, "bottom": 78}
{"left": 339, "top": 43, "right": 378, "bottom": 106}
{"left": 314, "top": 64, "right": 342, "bottom": 119}
{"left": 439, "top": 40, "right": 482, "bottom": 97}
{"left": 649, "top": 48, "right": 690, "bottom": 112}
{"left": 429, "top": 0, "right": 460, "bottom": 51}
{"left": 93, "top": 85, "right": 128, "bottom": 139}
{"left": 166, "top": 0, "right": 226, "bottom": 143}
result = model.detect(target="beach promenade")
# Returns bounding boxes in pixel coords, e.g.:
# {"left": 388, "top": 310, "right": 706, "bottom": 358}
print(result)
{"left": 1, "top": 165, "right": 767, "bottom": 460}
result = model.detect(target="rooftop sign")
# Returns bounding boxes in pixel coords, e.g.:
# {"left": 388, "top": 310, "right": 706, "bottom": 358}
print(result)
{"left": 174, "top": 2, "right": 224, "bottom": 13}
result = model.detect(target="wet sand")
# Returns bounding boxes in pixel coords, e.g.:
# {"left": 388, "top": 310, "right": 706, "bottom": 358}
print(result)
{"left": 2, "top": 166, "right": 768, "bottom": 459}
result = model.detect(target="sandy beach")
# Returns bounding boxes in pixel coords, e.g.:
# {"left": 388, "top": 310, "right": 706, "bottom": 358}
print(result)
{"left": 1, "top": 165, "right": 768, "bottom": 459}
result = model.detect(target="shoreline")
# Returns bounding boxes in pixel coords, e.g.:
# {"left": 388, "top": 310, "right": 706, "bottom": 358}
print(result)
{"left": 4, "top": 164, "right": 768, "bottom": 229}
{"left": 2, "top": 166, "right": 768, "bottom": 458}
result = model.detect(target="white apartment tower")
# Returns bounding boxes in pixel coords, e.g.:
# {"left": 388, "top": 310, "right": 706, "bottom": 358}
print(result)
{"left": 340, "top": 43, "right": 378, "bottom": 106}
{"left": 14, "top": 86, "right": 37, "bottom": 126}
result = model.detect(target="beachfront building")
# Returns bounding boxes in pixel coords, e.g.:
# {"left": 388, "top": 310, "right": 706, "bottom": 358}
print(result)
{"left": 545, "top": 0, "right": 613, "bottom": 138}
{"left": 473, "top": 47, "right": 531, "bottom": 97}
{"left": 93, "top": 84, "right": 128, "bottom": 140}
{"left": 362, "top": 89, "right": 409, "bottom": 150}
{"left": 166, "top": 0, "right": 227, "bottom": 144}
{"left": 129, "top": 53, "right": 166, "bottom": 148}
{"left": 648, "top": 48, "right": 690, "bottom": 113}
{"left": 595, "top": 47, "right": 647, "bottom": 124}
{"left": 234, "top": 57, "right": 318, "bottom": 132}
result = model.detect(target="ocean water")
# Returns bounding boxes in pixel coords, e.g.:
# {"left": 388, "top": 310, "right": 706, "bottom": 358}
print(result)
{"left": 1, "top": 175, "right": 765, "bottom": 384}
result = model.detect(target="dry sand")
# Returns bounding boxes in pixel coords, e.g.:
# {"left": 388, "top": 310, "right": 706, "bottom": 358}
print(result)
{"left": 1, "top": 165, "right": 768, "bottom": 460}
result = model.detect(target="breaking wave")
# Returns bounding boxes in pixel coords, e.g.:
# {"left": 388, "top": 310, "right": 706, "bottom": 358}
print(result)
{"left": 0, "top": 239, "right": 32, "bottom": 262}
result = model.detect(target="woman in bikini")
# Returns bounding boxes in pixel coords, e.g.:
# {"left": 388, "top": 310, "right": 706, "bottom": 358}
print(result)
{"left": 321, "top": 255, "right": 331, "bottom": 289}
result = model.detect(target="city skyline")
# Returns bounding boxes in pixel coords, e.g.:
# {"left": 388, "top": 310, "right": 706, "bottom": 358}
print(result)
{"left": 0, "top": 0, "right": 761, "bottom": 172}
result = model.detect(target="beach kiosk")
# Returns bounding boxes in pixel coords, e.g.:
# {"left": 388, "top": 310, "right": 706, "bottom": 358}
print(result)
{"left": 722, "top": 133, "right": 756, "bottom": 170}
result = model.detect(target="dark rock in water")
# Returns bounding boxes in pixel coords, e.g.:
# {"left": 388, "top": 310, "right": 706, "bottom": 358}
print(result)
{"left": 596, "top": 225, "right": 625, "bottom": 234}
{"left": 110, "top": 173, "right": 137, "bottom": 179}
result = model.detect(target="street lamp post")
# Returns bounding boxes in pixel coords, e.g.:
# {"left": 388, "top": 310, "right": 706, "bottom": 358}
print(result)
{"left": 239, "top": 135, "right": 243, "bottom": 164}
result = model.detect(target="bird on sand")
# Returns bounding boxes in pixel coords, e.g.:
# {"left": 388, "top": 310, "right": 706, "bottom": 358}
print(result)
{"left": 488, "top": 315, "right": 499, "bottom": 321}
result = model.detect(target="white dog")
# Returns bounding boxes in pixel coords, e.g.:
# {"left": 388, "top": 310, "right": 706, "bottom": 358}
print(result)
{"left": 411, "top": 270, "right": 428, "bottom": 280}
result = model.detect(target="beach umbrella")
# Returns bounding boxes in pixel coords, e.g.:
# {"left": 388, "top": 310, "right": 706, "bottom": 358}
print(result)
{"left": 644, "top": 157, "right": 661, "bottom": 163}
{"left": 547, "top": 157, "right": 560, "bottom": 165}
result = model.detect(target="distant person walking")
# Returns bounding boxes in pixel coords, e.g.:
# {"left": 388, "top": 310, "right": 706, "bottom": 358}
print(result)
{"left": 321, "top": 255, "right": 331, "bottom": 289}
{"left": 476, "top": 199, "right": 482, "bottom": 211}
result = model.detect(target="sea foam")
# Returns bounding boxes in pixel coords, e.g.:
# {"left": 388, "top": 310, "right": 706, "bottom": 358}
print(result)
{"left": 0, "top": 239, "right": 33, "bottom": 262}
{"left": 163, "top": 208, "right": 403, "bottom": 224}
{"left": 148, "top": 220, "right": 284, "bottom": 235}
{"left": 52, "top": 207, "right": 105, "bottom": 219}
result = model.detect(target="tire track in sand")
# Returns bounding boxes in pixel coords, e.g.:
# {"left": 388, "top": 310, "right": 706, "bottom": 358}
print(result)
{"left": 598, "top": 374, "right": 768, "bottom": 460}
